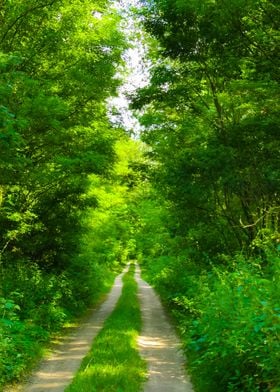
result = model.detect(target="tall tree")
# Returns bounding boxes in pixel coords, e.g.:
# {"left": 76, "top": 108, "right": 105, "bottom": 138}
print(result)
{"left": 134, "top": 0, "right": 280, "bottom": 256}
{"left": 0, "top": 0, "right": 125, "bottom": 273}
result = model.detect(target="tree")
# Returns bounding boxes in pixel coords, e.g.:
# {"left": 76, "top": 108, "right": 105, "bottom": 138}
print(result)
{"left": 134, "top": 0, "right": 280, "bottom": 256}
{"left": 0, "top": 0, "right": 125, "bottom": 274}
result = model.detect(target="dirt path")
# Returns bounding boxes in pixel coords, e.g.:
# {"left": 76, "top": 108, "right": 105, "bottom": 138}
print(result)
{"left": 135, "top": 265, "right": 194, "bottom": 392}
{"left": 5, "top": 265, "right": 193, "bottom": 392}
{"left": 8, "top": 268, "right": 128, "bottom": 392}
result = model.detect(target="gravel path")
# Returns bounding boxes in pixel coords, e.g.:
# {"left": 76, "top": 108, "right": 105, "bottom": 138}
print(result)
{"left": 15, "top": 268, "right": 128, "bottom": 392}
{"left": 135, "top": 265, "right": 194, "bottom": 392}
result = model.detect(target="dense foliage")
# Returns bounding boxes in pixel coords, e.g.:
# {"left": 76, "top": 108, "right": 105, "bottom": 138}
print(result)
{"left": 134, "top": 0, "right": 280, "bottom": 255}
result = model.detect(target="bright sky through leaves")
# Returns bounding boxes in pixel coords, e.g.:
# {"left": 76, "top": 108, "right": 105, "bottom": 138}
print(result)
{"left": 108, "top": 0, "right": 150, "bottom": 136}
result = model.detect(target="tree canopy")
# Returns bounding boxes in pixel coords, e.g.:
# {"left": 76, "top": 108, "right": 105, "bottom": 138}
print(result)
{"left": 0, "top": 0, "right": 125, "bottom": 272}
{"left": 133, "top": 0, "right": 280, "bottom": 256}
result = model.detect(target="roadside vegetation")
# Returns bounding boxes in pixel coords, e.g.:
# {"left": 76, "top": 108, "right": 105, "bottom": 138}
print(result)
{"left": 139, "top": 235, "right": 280, "bottom": 392}
{"left": 66, "top": 264, "right": 147, "bottom": 392}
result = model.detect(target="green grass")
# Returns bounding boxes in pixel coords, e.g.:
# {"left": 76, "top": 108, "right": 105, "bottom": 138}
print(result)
{"left": 66, "top": 264, "right": 147, "bottom": 392}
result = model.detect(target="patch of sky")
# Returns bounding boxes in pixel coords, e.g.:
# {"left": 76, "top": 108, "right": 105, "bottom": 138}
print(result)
{"left": 107, "top": 0, "right": 151, "bottom": 137}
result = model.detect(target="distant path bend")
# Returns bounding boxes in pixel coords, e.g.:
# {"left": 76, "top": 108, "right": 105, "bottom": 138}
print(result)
{"left": 135, "top": 265, "right": 194, "bottom": 392}
{"left": 18, "top": 268, "right": 128, "bottom": 392}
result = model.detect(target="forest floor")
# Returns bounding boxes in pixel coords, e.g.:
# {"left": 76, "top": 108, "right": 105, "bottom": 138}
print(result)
{"left": 5, "top": 265, "right": 193, "bottom": 392}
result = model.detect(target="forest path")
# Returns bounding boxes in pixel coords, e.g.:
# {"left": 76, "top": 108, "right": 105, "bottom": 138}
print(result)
{"left": 136, "top": 265, "right": 194, "bottom": 392}
{"left": 9, "top": 267, "right": 128, "bottom": 392}
{"left": 6, "top": 264, "right": 193, "bottom": 392}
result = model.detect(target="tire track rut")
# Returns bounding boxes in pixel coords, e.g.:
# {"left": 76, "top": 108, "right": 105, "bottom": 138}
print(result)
{"left": 136, "top": 265, "right": 193, "bottom": 392}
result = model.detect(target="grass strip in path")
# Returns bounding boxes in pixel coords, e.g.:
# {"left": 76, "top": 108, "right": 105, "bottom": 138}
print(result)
{"left": 66, "top": 264, "right": 147, "bottom": 392}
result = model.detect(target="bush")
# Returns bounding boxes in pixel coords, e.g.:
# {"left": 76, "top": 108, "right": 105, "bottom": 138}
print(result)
{"left": 186, "top": 257, "right": 280, "bottom": 391}
{"left": 0, "top": 297, "right": 48, "bottom": 386}
{"left": 0, "top": 256, "right": 117, "bottom": 386}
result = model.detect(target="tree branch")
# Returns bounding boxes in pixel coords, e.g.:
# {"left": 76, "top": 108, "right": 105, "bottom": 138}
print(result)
{"left": 0, "top": 0, "right": 58, "bottom": 44}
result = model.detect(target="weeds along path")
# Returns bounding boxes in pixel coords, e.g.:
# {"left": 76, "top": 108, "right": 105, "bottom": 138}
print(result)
{"left": 136, "top": 265, "right": 194, "bottom": 392}
{"left": 19, "top": 267, "right": 128, "bottom": 392}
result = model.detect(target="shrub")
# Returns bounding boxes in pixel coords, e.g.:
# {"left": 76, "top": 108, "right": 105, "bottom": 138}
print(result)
{"left": 0, "top": 297, "right": 48, "bottom": 386}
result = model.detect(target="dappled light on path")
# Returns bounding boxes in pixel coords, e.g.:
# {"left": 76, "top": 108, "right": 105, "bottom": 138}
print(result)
{"left": 138, "top": 336, "right": 172, "bottom": 348}
{"left": 136, "top": 265, "right": 193, "bottom": 392}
